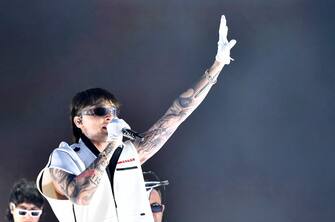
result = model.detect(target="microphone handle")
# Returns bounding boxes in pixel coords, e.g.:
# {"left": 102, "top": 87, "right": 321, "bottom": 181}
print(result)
{"left": 122, "top": 129, "right": 144, "bottom": 141}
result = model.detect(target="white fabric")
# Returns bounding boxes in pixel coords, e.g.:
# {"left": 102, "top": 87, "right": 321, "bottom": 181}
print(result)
{"left": 36, "top": 140, "right": 153, "bottom": 222}
{"left": 107, "top": 118, "right": 130, "bottom": 144}
{"left": 215, "top": 15, "right": 237, "bottom": 64}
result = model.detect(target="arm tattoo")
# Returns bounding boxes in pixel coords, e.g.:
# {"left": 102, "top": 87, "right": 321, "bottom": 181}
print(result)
{"left": 135, "top": 69, "right": 221, "bottom": 163}
{"left": 49, "top": 142, "right": 118, "bottom": 205}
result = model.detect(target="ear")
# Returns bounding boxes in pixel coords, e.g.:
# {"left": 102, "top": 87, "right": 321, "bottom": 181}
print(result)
{"left": 9, "top": 202, "right": 15, "bottom": 214}
{"left": 73, "top": 116, "right": 83, "bottom": 128}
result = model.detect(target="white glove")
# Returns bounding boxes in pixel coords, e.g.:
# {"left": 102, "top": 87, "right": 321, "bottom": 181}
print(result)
{"left": 106, "top": 118, "right": 131, "bottom": 145}
{"left": 215, "top": 15, "right": 237, "bottom": 65}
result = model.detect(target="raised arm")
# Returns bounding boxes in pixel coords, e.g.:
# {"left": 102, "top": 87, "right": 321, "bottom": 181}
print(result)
{"left": 135, "top": 15, "right": 237, "bottom": 163}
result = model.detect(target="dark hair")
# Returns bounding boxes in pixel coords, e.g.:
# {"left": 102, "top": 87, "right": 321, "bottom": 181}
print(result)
{"left": 143, "top": 171, "right": 164, "bottom": 200}
{"left": 143, "top": 171, "right": 168, "bottom": 221}
{"left": 70, "top": 88, "right": 120, "bottom": 142}
{"left": 6, "top": 179, "right": 44, "bottom": 222}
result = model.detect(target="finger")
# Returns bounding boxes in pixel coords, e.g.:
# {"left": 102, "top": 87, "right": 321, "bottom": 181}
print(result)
{"left": 218, "top": 16, "right": 228, "bottom": 43}
{"left": 220, "top": 15, "right": 227, "bottom": 27}
{"left": 228, "top": 39, "right": 237, "bottom": 49}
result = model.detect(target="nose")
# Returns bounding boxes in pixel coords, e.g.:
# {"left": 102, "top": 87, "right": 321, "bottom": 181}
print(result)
{"left": 104, "top": 113, "right": 113, "bottom": 122}
{"left": 23, "top": 213, "right": 33, "bottom": 220}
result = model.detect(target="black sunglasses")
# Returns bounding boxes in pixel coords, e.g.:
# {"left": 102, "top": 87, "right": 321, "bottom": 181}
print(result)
{"left": 80, "top": 107, "right": 117, "bottom": 117}
{"left": 151, "top": 203, "right": 164, "bottom": 213}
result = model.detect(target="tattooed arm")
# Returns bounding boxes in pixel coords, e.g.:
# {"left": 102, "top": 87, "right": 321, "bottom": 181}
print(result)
{"left": 135, "top": 61, "right": 225, "bottom": 164}
{"left": 135, "top": 15, "right": 236, "bottom": 163}
{"left": 49, "top": 141, "right": 118, "bottom": 205}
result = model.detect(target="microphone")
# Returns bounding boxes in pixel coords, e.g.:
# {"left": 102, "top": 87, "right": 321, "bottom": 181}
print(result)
{"left": 122, "top": 128, "right": 144, "bottom": 142}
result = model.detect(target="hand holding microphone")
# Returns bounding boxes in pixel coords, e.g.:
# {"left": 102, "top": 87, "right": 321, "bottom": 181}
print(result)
{"left": 106, "top": 118, "right": 130, "bottom": 145}
{"left": 107, "top": 118, "right": 143, "bottom": 146}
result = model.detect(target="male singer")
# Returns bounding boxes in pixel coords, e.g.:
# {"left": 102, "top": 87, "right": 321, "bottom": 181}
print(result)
{"left": 36, "top": 15, "right": 236, "bottom": 222}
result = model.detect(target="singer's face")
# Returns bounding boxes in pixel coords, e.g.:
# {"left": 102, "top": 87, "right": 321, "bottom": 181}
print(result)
{"left": 76, "top": 102, "right": 116, "bottom": 143}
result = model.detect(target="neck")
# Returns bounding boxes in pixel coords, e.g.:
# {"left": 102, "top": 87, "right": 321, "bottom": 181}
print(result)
{"left": 80, "top": 134, "right": 107, "bottom": 154}
{"left": 92, "top": 141, "right": 108, "bottom": 152}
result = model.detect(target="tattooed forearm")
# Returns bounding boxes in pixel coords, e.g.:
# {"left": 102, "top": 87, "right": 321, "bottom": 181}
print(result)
{"left": 49, "top": 142, "right": 118, "bottom": 205}
{"left": 136, "top": 62, "right": 224, "bottom": 163}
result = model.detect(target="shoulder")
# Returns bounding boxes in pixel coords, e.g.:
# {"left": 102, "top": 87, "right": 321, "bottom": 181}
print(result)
{"left": 50, "top": 142, "right": 80, "bottom": 163}
{"left": 48, "top": 141, "right": 84, "bottom": 175}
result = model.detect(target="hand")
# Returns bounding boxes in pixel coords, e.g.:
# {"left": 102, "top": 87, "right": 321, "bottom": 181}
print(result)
{"left": 215, "top": 15, "right": 237, "bottom": 65}
{"left": 106, "top": 118, "right": 130, "bottom": 145}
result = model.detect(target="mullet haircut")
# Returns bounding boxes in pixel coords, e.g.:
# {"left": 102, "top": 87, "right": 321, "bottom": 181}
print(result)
{"left": 70, "top": 88, "right": 120, "bottom": 142}
{"left": 6, "top": 179, "right": 44, "bottom": 222}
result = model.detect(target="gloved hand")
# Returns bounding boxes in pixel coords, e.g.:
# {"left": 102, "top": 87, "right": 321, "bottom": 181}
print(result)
{"left": 215, "top": 15, "right": 237, "bottom": 65}
{"left": 106, "top": 118, "right": 131, "bottom": 145}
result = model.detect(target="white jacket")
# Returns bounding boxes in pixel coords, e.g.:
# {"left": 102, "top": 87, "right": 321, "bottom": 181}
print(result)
{"left": 36, "top": 139, "right": 153, "bottom": 222}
